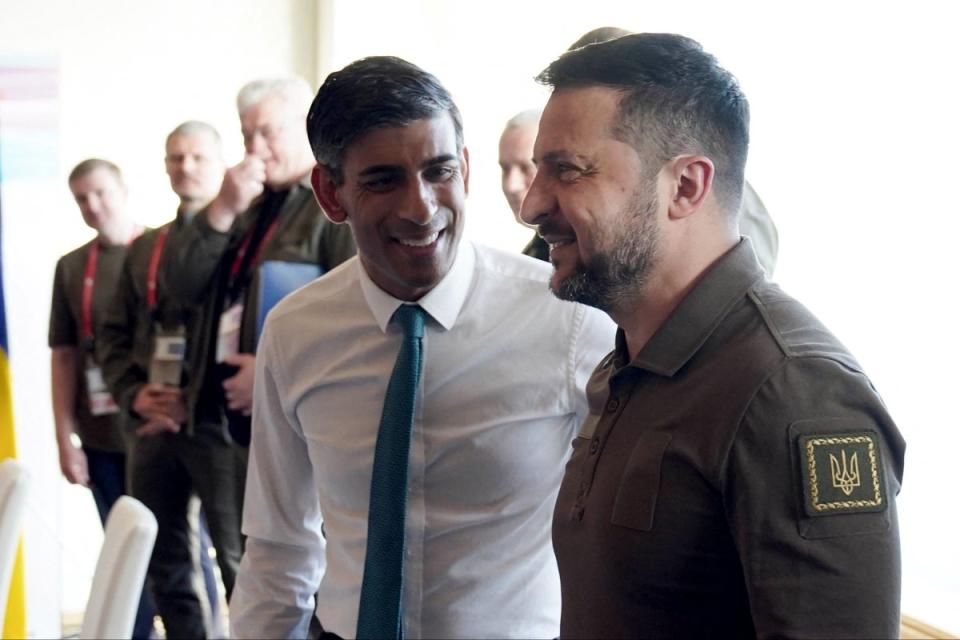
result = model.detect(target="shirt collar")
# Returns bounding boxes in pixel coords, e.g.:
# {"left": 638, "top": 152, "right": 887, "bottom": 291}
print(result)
{"left": 624, "top": 237, "right": 765, "bottom": 377}
{"left": 358, "top": 240, "right": 476, "bottom": 333}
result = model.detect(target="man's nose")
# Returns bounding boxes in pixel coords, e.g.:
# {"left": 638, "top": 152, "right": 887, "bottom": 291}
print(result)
{"left": 519, "top": 172, "right": 550, "bottom": 226}
{"left": 400, "top": 179, "right": 438, "bottom": 225}
{"left": 246, "top": 133, "right": 267, "bottom": 157}
{"left": 504, "top": 167, "right": 526, "bottom": 194}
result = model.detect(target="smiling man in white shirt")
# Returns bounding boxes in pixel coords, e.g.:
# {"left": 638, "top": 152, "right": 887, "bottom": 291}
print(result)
{"left": 229, "top": 56, "right": 615, "bottom": 639}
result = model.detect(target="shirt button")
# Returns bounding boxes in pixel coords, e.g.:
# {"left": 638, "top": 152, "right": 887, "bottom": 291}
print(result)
{"left": 606, "top": 398, "right": 620, "bottom": 412}
{"left": 589, "top": 437, "right": 600, "bottom": 454}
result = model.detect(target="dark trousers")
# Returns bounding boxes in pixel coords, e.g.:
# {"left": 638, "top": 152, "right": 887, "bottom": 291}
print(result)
{"left": 128, "top": 425, "right": 247, "bottom": 639}
{"left": 85, "top": 446, "right": 157, "bottom": 640}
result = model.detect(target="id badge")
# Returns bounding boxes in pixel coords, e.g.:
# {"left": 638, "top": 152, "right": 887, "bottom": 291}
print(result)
{"left": 216, "top": 303, "right": 243, "bottom": 363}
{"left": 85, "top": 358, "right": 119, "bottom": 416}
{"left": 149, "top": 326, "right": 186, "bottom": 387}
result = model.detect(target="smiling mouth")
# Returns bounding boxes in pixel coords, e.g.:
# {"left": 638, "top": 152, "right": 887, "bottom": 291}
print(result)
{"left": 397, "top": 231, "right": 440, "bottom": 248}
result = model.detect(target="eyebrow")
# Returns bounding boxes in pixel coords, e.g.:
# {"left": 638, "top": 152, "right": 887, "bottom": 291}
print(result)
{"left": 358, "top": 154, "right": 459, "bottom": 177}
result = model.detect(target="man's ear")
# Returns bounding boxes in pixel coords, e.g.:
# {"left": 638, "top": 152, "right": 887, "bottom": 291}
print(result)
{"left": 461, "top": 146, "right": 470, "bottom": 196}
{"left": 311, "top": 164, "right": 348, "bottom": 224}
{"left": 665, "top": 155, "right": 713, "bottom": 220}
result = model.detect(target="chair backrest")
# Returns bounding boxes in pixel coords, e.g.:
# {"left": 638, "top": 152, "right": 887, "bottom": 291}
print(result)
{"left": 0, "top": 459, "right": 29, "bottom": 634}
{"left": 80, "top": 496, "right": 157, "bottom": 640}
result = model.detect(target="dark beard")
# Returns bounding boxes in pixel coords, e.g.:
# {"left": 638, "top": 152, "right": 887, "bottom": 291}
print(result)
{"left": 553, "top": 187, "right": 659, "bottom": 312}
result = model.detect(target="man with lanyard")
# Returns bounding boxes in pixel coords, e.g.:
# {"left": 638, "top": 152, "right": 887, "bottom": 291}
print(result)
{"left": 230, "top": 57, "right": 615, "bottom": 639}
{"left": 97, "top": 122, "right": 234, "bottom": 639}
{"left": 48, "top": 158, "right": 156, "bottom": 639}
{"left": 163, "top": 76, "right": 356, "bottom": 452}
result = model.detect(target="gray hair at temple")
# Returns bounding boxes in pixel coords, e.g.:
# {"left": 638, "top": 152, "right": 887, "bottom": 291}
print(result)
{"left": 503, "top": 108, "right": 541, "bottom": 131}
{"left": 165, "top": 120, "right": 222, "bottom": 147}
{"left": 306, "top": 56, "right": 464, "bottom": 185}
{"left": 67, "top": 158, "right": 123, "bottom": 185}
{"left": 236, "top": 76, "right": 314, "bottom": 115}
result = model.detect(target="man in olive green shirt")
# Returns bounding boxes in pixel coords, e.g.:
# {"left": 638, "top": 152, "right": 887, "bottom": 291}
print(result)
{"left": 98, "top": 122, "right": 235, "bottom": 639}
{"left": 522, "top": 33, "right": 904, "bottom": 638}
{"left": 48, "top": 158, "right": 155, "bottom": 639}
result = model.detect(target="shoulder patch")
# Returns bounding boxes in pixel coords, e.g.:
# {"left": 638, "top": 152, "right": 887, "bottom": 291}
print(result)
{"left": 798, "top": 432, "right": 886, "bottom": 517}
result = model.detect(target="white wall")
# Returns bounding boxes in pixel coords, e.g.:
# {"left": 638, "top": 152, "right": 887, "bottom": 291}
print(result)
{"left": 322, "top": 0, "right": 960, "bottom": 632}
{"left": 0, "top": 0, "right": 317, "bottom": 635}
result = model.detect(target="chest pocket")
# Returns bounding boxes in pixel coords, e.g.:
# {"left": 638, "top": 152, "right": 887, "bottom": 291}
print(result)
{"left": 610, "top": 431, "right": 671, "bottom": 531}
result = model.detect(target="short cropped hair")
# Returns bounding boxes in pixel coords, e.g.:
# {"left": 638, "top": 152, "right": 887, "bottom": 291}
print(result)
{"left": 236, "top": 76, "right": 314, "bottom": 115}
{"left": 568, "top": 26, "right": 632, "bottom": 50}
{"left": 68, "top": 158, "right": 123, "bottom": 185}
{"left": 503, "top": 108, "right": 541, "bottom": 131}
{"left": 537, "top": 33, "right": 749, "bottom": 215}
{"left": 306, "top": 56, "right": 464, "bottom": 184}
{"left": 165, "top": 120, "right": 222, "bottom": 147}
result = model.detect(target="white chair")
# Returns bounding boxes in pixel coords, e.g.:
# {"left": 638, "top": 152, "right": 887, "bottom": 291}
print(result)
{"left": 80, "top": 496, "right": 157, "bottom": 640}
{"left": 0, "top": 459, "right": 29, "bottom": 634}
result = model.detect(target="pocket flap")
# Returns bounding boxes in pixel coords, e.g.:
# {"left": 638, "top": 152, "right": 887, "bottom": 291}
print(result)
{"left": 610, "top": 431, "right": 671, "bottom": 531}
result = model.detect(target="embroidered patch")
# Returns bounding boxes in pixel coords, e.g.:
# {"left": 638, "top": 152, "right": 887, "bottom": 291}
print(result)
{"left": 798, "top": 432, "right": 885, "bottom": 517}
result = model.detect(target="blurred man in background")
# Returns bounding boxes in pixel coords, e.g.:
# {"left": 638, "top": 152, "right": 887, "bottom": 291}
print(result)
{"left": 49, "top": 158, "right": 155, "bottom": 639}
{"left": 98, "top": 122, "right": 230, "bottom": 638}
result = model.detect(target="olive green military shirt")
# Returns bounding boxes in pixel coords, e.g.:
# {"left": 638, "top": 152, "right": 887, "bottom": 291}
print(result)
{"left": 554, "top": 239, "right": 905, "bottom": 639}
{"left": 97, "top": 212, "right": 196, "bottom": 431}
{"left": 48, "top": 239, "right": 129, "bottom": 452}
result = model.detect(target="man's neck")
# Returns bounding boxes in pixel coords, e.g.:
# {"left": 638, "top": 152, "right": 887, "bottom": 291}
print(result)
{"left": 98, "top": 219, "right": 141, "bottom": 246}
{"left": 267, "top": 164, "right": 312, "bottom": 192}
{"left": 612, "top": 237, "right": 738, "bottom": 361}
{"left": 178, "top": 196, "right": 214, "bottom": 220}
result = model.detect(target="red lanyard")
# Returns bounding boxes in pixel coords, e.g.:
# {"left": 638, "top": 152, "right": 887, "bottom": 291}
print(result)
{"left": 228, "top": 215, "right": 282, "bottom": 282}
{"left": 146, "top": 226, "right": 170, "bottom": 309}
{"left": 81, "top": 228, "right": 143, "bottom": 341}
{"left": 80, "top": 242, "right": 100, "bottom": 341}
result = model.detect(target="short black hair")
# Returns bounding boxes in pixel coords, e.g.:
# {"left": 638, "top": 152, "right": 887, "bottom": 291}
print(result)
{"left": 306, "top": 56, "right": 464, "bottom": 184}
{"left": 537, "top": 33, "right": 749, "bottom": 215}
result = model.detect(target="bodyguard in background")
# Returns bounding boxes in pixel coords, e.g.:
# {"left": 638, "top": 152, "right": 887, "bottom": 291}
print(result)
{"left": 97, "top": 122, "right": 232, "bottom": 639}
{"left": 498, "top": 109, "right": 547, "bottom": 260}
{"left": 49, "top": 158, "right": 155, "bottom": 639}
{"left": 161, "top": 76, "right": 356, "bottom": 449}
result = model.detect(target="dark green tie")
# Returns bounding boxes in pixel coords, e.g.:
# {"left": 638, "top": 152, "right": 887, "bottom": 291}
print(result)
{"left": 356, "top": 304, "right": 426, "bottom": 640}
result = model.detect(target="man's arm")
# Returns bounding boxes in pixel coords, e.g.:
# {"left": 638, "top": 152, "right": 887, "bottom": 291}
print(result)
{"left": 51, "top": 346, "right": 88, "bottom": 485}
{"left": 728, "top": 357, "right": 904, "bottom": 638}
{"left": 97, "top": 250, "right": 183, "bottom": 436}
{"left": 162, "top": 156, "right": 264, "bottom": 305}
{"left": 49, "top": 257, "right": 88, "bottom": 485}
{"left": 229, "top": 323, "right": 326, "bottom": 638}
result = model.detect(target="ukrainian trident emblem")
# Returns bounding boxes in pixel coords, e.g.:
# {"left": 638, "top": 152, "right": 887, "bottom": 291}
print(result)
{"left": 829, "top": 449, "right": 860, "bottom": 496}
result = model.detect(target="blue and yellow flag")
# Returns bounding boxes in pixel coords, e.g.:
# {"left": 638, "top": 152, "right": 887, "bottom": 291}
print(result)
{"left": 0, "top": 127, "right": 26, "bottom": 640}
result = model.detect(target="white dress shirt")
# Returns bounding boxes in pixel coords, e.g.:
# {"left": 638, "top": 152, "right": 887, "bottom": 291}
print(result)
{"left": 230, "top": 242, "right": 615, "bottom": 639}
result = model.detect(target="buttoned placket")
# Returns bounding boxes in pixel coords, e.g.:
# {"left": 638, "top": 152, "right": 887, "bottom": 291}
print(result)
{"left": 570, "top": 367, "right": 635, "bottom": 522}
